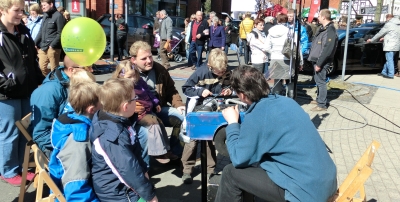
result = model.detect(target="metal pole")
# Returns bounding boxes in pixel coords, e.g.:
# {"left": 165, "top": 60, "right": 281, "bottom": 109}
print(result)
{"left": 125, "top": 0, "right": 128, "bottom": 54}
{"left": 110, "top": 0, "right": 115, "bottom": 62}
{"left": 341, "top": 0, "right": 352, "bottom": 81}
{"left": 200, "top": 140, "right": 207, "bottom": 202}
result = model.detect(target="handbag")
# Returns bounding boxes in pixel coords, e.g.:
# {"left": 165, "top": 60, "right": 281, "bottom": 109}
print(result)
{"left": 281, "top": 30, "right": 297, "bottom": 59}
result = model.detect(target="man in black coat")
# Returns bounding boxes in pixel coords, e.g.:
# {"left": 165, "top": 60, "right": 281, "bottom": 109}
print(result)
{"left": 35, "top": 0, "right": 65, "bottom": 76}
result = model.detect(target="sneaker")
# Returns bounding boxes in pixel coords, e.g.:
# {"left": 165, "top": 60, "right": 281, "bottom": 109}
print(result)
{"left": 26, "top": 171, "right": 36, "bottom": 181}
{"left": 0, "top": 174, "right": 22, "bottom": 187}
{"left": 310, "top": 100, "right": 318, "bottom": 105}
{"left": 182, "top": 173, "right": 193, "bottom": 184}
{"left": 377, "top": 73, "right": 384, "bottom": 77}
{"left": 310, "top": 106, "right": 327, "bottom": 111}
{"left": 383, "top": 75, "right": 394, "bottom": 79}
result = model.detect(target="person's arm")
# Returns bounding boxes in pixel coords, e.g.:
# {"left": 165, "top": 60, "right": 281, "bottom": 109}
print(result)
{"left": 49, "top": 14, "right": 66, "bottom": 48}
{"left": 140, "top": 78, "right": 159, "bottom": 106}
{"left": 31, "top": 86, "right": 63, "bottom": 151}
{"left": 166, "top": 18, "right": 173, "bottom": 41}
{"left": 369, "top": 23, "right": 390, "bottom": 42}
{"left": 93, "top": 135, "right": 156, "bottom": 201}
{"left": 316, "top": 27, "right": 337, "bottom": 68}
{"left": 182, "top": 70, "right": 206, "bottom": 97}
{"left": 164, "top": 72, "right": 185, "bottom": 108}
{"left": 221, "top": 27, "right": 226, "bottom": 48}
{"left": 0, "top": 67, "right": 18, "bottom": 92}
{"left": 59, "top": 136, "right": 100, "bottom": 202}
{"left": 265, "top": 34, "right": 273, "bottom": 53}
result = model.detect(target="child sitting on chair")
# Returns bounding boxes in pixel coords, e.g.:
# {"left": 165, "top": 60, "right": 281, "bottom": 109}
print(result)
{"left": 90, "top": 78, "right": 157, "bottom": 202}
{"left": 49, "top": 80, "right": 101, "bottom": 201}
{"left": 180, "top": 48, "right": 233, "bottom": 184}
{"left": 112, "top": 61, "right": 178, "bottom": 165}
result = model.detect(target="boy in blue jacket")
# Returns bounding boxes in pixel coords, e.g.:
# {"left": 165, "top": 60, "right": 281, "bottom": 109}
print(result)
{"left": 49, "top": 81, "right": 101, "bottom": 201}
{"left": 90, "top": 78, "right": 158, "bottom": 202}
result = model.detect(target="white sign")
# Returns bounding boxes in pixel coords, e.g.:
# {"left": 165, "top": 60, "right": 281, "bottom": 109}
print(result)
{"left": 360, "top": 5, "right": 388, "bottom": 15}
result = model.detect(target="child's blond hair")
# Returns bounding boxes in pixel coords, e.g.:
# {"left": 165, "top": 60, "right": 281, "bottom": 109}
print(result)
{"left": 112, "top": 60, "right": 140, "bottom": 84}
{"left": 208, "top": 48, "right": 227, "bottom": 72}
{"left": 98, "top": 78, "right": 134, "bottom": 114}
{"left": 68, "top": 82, "right": 100, "bottom": 115}
{"left": 70, "top": 70, "right": 96, "bottom": 86}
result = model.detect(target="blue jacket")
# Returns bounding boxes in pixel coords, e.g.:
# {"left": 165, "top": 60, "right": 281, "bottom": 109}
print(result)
{"left": 208, "top": 25, "right": 226, "bottom": 48}
{"left": 225, "top": 95, "right": 337, "bottom": 201}
{"left": 182, "top": 63, "right": 231, "bottom": 97}
{"left": 287, "top": 21, "right": 310, "bottom": 55}
{"left": 31, "top": 67, "right": 69, "bottom": 152}
{"left": 90, "top": 110, "right": 155, "bottom": 202}
{"left": 49, "top": 112, "right": 99, "bottom": 202}
{"left": 26, "top": 16, "right": 42, "bottom": 40}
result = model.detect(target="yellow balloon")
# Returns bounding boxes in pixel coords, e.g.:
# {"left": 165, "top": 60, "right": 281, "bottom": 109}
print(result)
{"left": 61, "top": 17, "right": 106, "bottom": 66}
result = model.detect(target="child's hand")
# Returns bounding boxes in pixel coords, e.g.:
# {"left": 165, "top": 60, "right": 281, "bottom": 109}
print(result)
{"left": 221, "top": 88, "right": 232, "bottom": 96}
{"left": 135, "top": 102, "right": 145, "bottom": 114}
{"left": 155, "top": 105, "right": 161, "bottom": 113}
{"left": 202, "top": 89, "right": 212, "bottom": 97}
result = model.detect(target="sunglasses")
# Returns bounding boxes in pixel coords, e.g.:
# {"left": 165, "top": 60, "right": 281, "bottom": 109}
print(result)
{"left": 128, "top": 95, "right": 139, "bottom": 103}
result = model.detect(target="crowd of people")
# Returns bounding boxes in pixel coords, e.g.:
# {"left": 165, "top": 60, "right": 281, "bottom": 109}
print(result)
{"left": 6, "top": 0, "right": 397, "bottom": 200}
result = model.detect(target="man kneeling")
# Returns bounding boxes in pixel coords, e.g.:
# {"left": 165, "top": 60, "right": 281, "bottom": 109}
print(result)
{"left": 215, "top": 65, "right": 337, "bottom": 202}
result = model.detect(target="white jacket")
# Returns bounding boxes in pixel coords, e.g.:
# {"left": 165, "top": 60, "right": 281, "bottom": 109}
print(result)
{"left": 247, "top": 28, "right": 268, "bottom": 64}
{"left": 266, "top": 24, "right": 289, "bottom": 60}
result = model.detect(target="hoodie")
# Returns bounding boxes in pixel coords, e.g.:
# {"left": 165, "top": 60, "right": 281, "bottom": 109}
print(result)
{"left": 31, "top": 67, "right": 70, "bottom": 152}
{"left": 265, "top": 24, "right": 290, "bottom": 60}
{"left": 49, "top": 112, "right": 100, "bottom": 202}
{"left": 370, "top": 17, "right": 400, "bottom": 51}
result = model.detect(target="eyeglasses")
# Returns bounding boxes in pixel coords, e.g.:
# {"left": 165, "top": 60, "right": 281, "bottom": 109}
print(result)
{"left": 128, "top": 95, "right": 139, "bottom": 103}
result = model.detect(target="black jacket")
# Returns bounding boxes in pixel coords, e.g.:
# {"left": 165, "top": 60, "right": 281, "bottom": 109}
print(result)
{"left": 308, "top": 21, "right": 337, "bottom": 67}
{"left": 224, "top": 23, "right": 234, "bottom": 44}
{"left": 263, "top": 22, "right": 274, "bottom": 36}
{"left": 35, "top": 7, "right": 65, "bottom": 50}
{"left": 0, "top": 21, "right": 44, "bottom": 100}
{"left": 188, "top": 20, "right": 210, "bottom": 46}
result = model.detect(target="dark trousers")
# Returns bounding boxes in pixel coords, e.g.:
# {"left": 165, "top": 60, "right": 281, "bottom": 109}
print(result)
{"left": 313, "top": 63, "right": 328, "bottom": 108}
{"left": 242, "top": 39, "right": 250, "bottom": 64}
{"left": 117, "top": 35, "right": 127, "bottom": 61}
{"left": 189, "top": 41, "right": 204, "bottom": 68}
{"left": 215, "top": 164, "right": 286, "bottom": 202}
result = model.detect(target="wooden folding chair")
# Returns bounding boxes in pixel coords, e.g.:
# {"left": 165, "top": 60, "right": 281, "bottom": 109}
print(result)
{"left": 333, "top": 140, "right": 381, "bottom": 202}
{"left": 16, "top": 113, "right": 37, "bottom": 202}
{"left": 32, "top": 144, "right": 66, "bottom": 202}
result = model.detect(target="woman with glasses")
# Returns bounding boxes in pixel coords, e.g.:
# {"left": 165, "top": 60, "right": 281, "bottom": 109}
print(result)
{"left": 247, "top": 18, "right": 269, "bottom": 73}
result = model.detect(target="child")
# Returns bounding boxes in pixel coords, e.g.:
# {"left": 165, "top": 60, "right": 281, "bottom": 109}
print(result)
{"left": 180, "top": 48, "right": 232, "bottom": 184}
{"left": 48, "top": 81, "right": 101, "bottom": 201}
{"left": 90, "top": 78, "right": 158, "bottom": 202}
{"left": 113, "top": 60, "right": 178, "bottom": 165}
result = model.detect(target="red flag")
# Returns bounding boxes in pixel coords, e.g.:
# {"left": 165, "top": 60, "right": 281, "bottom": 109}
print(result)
{"left": 308, "top": 0, "right": 320, "bottom": 22}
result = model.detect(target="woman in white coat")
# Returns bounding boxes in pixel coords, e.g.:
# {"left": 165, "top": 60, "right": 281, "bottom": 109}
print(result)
{"left": 266, "top": 13, "right": 295, "bottom": 98}
{"left": 247, "top": 18, "right": 269, "bottom": 73}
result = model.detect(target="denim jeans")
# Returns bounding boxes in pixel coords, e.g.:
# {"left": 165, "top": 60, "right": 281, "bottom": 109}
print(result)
{"left": 252, "top": 62, "right": 269, "bottom": 73}
{"left": 382, "top": 51, "right": 396, "bottom": 77}
{"left": 189, "top": 41, "right": 204, "bottom": 68}
{"left": 0, "top": 99, "right": 31, "bottom": 178}
{"left": 116, "top": 34, "right": 127, "bottom": 61}
{"left": 224, "top": 44, "right": 229, "bottom": 55}
{"left": 313, "top": 63, "right": 328, "bottom": 108}
{"left": 238, "top": 38, "right": 243, "bottom": 55}
{"left": 215, "top": 164, "right": 285, "bottom": 202}
{"left": 155, "top": 106, "right": 184, "bottom": 157}
{"left": 135, "top": 124, "right": 150, "bottom": 169}
{"left": 242, "top": 39, "right": 250, "bottom": 64}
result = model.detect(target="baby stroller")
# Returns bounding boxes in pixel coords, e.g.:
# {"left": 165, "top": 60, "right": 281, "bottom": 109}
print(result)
{"left": 157, "top": 32, "right": 184, "bottom": 62}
